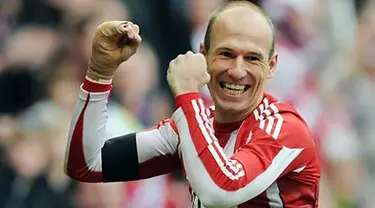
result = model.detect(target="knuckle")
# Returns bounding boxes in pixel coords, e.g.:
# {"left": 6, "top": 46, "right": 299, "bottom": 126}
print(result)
{"left": 169, "top": 59, "right": 176, "bottom": 67}
{"left": 133, "top": 24, "right": 140, "bottom": 33}
{"left": 187, "top": 51, "right": 195, "bottom": 57}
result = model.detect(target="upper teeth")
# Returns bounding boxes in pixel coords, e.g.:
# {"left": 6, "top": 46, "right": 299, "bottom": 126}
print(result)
{"left": 222, "top": 82, "right": 246, "bottom": 90}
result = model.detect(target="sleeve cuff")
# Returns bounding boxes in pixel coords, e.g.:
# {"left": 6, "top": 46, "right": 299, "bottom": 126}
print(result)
{"left": 82, "top": 77, "right": 112, "bottom": 92}
{"left": 175, "top": 92, "right": 201, "bottom": 109}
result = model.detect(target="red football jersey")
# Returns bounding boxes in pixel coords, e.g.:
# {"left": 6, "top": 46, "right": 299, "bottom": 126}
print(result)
{"left": 65, "top": 79, "right": 320, "bottom": 208}
{"left": 172, "top": 92, "right": 320, "bottom": 207}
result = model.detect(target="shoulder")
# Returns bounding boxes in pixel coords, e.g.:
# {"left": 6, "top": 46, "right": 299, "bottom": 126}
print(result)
{"left": 252, "top": 94, "right": 314, "bottom": 149}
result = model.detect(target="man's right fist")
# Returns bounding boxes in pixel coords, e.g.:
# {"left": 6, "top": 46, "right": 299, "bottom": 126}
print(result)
{"left": 87, "top": 21, "right": 142, "bottom": 81}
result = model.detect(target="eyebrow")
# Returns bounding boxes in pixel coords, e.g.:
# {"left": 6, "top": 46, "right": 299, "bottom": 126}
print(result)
{"left": 215, "top": 47, "right": 265, "bottom": 60}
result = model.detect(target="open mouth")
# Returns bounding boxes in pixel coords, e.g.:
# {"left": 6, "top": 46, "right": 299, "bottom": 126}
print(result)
{"left": 219, "top": 81, "right": 251, "bottom": 95}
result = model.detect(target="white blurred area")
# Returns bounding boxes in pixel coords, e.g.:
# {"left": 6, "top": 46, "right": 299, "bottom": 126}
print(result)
{"left": 0, "top": 0, "right": 374, "bottom": 207}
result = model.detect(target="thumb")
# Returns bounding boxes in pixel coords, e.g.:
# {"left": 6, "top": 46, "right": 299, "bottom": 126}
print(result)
{"left": 200, "top": 72, "right": 211, "bottom": 87}
{"left": 206, "top": 73, "right": 211, "bottom": 82}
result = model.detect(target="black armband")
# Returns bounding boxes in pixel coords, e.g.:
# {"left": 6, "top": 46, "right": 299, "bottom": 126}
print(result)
{"left": 101, "top": 133, "right": 140, "bottom": 182}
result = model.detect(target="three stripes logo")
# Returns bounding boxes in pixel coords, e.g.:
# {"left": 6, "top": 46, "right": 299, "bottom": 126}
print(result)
{"left": 253, "top": 98, "right": 284, "bottom": 140}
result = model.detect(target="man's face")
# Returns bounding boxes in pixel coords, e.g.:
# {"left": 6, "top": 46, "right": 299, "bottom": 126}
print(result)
{"left": 201, "top": 7, "right": 278, "bottom": 117}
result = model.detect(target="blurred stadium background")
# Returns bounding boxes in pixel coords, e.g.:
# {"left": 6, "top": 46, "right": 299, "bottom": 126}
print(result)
{"left": 0, "top": 0, "right": 374, "bottom": 207}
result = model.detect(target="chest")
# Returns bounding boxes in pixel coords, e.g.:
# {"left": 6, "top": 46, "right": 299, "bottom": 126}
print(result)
{"left": 215, "top": 129, "right": 242, "bottom": 157}
{"left": 214, "top": 122, "right": 254, "bottom": 157}
{"left": 178, "top": 118, "right": 254, "bottom": 173}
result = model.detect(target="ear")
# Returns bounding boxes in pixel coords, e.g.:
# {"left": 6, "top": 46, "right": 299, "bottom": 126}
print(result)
{"left": 199, "top": 42, "right": 206, "bottom": 56}
{"left": 267, "top": 52, "right": 278, "bottom": 79}
{"left": 200, "top": 42, "right": 211, "bottom": 73}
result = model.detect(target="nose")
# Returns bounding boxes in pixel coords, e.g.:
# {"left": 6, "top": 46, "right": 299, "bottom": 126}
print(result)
{"left": 227, "top": 56, "right": 247, "bottom": 80}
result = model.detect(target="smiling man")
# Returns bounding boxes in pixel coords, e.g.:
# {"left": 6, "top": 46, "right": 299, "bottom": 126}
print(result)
{"left": 201, "top": 1, "right": 276, "bottom": 123}
{"left": 64, "top": 1, "right": 320, "bottom": 207}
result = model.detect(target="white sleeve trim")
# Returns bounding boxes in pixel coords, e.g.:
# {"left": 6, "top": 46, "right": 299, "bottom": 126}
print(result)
{"left": 79, "top": 84, "right": 111, "bottom": 101}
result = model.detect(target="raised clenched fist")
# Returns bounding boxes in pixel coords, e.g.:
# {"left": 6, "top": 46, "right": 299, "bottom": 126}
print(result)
{"left": 167, "top": 51, "right": 210, "bottom": 97}
{"left": 87, "top": 21, "right": 142, "bottom": 81}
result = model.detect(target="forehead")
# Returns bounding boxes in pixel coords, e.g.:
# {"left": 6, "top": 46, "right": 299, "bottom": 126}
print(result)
{"left": 210, "top": 6, "right": 273, "bottom": 56}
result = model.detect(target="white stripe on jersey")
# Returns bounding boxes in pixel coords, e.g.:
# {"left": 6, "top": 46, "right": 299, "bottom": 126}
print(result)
{"left": 197, "top": 99, "right": 244, "bottom": 177}
{"left": 191, "top": 99, "right": 244, "bottom": 180}
{"left": 192, "top": 128, "right": 239, "bottom": 208}
{"left": 223, "top": 129, "right": 238, "bottom": 157}
{"left": 266, "top": 116, "right": 275, "bottom": 135}
{"left": 273, "top": 114, "right": 284, "bottom": 140}
{"left": 255, "top": 99, "right": 284, "bottom": 140}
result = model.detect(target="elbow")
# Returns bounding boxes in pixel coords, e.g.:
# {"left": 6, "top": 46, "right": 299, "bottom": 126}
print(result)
{"left": 194, "top": 182, "right": 248, "bottom": 208}
{"left": 63, "top": 161, "right": 84, "bottom": 182}
{"left": 64, "top": 170, "right": 83, "bottom": 182}
{"left": 63, "top": 151, "right": 84, "bottom": 182}
{"left": 196, "top": 190, "right": 231, "bottom": 208}
{"left": 63, "top": 153, "right": 77, "bottom": 180}
{"left": 63, "top": 156, "right": 102, "bottom": 183}
{"left": 64, "top": 166, "right": 102, "bottom": 183}
{"left": 199, "top": 198, "right": 221, "bottom": 208}
{"left": 63, "top": 162, "right": 71, "bottom": 179}
{"left": 64, "top": 165, "right": 83, "bottom": 182}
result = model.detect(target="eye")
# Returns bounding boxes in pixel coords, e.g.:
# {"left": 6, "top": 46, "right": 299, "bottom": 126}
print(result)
{"left": 219, "top": 51, "right": 234, "bottom": 58}
{"left": 244, "top": 56, "right": 260, "bottom": 62}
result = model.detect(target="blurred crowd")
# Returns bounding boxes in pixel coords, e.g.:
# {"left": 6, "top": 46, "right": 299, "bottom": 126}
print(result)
{"left": 0, "top": 0, "right": 374, "bottom": 207}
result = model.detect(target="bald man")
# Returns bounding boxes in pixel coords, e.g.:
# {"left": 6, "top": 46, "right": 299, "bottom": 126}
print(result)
{"left": 64, "top": 1, "right": 320, "bottom": 207}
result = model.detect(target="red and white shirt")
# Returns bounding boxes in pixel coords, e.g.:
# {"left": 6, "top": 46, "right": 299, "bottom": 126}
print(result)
{"left": 64, "top": 78, "right": 320, "bottom": 208}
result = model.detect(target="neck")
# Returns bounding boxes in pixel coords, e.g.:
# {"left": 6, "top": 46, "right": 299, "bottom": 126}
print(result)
{"left": 214, "top": 94, "right": 264, "bottom": 123}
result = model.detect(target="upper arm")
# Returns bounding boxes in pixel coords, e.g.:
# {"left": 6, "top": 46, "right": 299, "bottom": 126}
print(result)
{"left": 232, "top": 126, "right": 305, "bottom": 186}
{"left": 193, "top": 120, "right": 309, "bottom": 207}
{"left": 135, "top": 119, "right": 181, "bottom": 179}
{"left": 102, "top": 119, "right": 181, "bottom": 182}
{"left": 236, "top": 111, "right": 317, "bottom": 182}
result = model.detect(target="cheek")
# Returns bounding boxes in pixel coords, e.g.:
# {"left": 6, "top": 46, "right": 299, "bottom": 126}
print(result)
{"left": 252, "top": 65, "right": 268, "bottom": 84}
{"left": 208, "top": 60, "right": 231, "bottom": 87}
{"left": 209, "top": 58, "right": 231, "bottom": 74}
{"left": 247, "top": 71, "right": 261, "bottom": 89}
{"left": 248, "top": 66, "right": 268, "bottom": 97}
